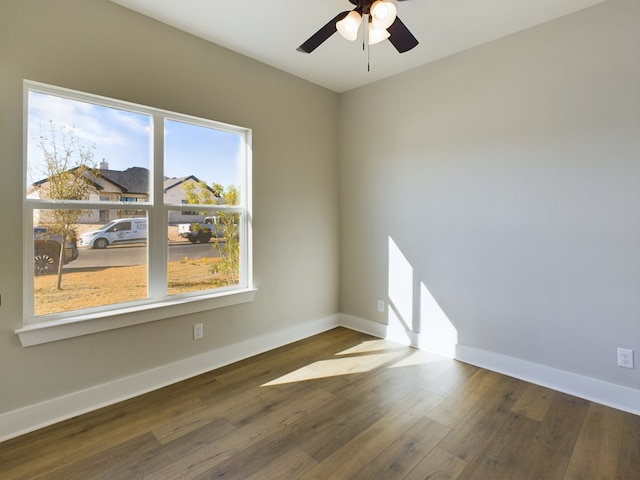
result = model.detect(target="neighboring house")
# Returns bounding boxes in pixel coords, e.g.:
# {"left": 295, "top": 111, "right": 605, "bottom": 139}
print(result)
{"left": 164, "top": 175, "right": 218, "bottom": 224}
{"left": 29, "top": 164, "right": 218, "bottom": 225}
{"left": 92, "top": 165, "right": 149, "bottom": 223}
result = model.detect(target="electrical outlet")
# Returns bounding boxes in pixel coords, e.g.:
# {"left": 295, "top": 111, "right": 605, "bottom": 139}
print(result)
{"left": 193, "top": 323, "right": 204, "bottom": 340}
{"left": 377, "top": 300, "right": 385, "bottom": 312}
{"left": 617, "top": 348, "right": 634, "bottom": 369}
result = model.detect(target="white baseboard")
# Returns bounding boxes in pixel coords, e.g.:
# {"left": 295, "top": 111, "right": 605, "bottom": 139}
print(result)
{"left": 339, "top": 313, "right": 388, "bottom": 338}
{"left": 455, "top": 343, "right": 640, "bottom": 416}
{"left": 0, "top": 315, "right": 340, "bottom": 443}
{"left": 339, "top": 314, "right": 640, "bottom": 416}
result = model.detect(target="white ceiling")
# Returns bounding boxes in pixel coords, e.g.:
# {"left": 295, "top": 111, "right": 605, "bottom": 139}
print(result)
{"left": 110, "top": 0, "right": 606, "bottom": 93}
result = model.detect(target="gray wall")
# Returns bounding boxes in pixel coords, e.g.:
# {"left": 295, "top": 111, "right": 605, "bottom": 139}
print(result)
{"left": 339, "top": 0, "right": 640, "bottom": 389}
{"left": 0, "top": 0, "right": 339, "bottom": 414}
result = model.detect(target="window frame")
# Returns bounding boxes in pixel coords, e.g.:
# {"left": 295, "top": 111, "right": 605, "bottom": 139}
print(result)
{"left": 18, "top": 80, "right": 254, "bottom": 346}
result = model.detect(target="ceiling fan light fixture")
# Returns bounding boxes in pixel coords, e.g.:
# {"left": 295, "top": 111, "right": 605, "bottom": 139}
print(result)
{"left": 336, "top": 10, "right": 362, "bottom": 41}
{"left": 368, "top": 24, "right": 390, "bottom": 45}
{"left": 297, "top": 0, "right": 418, "bottom": 55}
{"left": 371, "top": 0, "right": 397, "bottom": 30}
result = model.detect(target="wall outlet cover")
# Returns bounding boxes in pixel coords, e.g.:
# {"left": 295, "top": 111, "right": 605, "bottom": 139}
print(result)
{"left": 617, "top": 347, "right": 634, "bottom": 369}
{"left": 193, "top": 323, "right": 204, "bottom": 340}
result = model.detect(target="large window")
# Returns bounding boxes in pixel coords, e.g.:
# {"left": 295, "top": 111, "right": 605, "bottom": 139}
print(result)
{"left": 22, "top": 81, "right": 252, "bottom": 337}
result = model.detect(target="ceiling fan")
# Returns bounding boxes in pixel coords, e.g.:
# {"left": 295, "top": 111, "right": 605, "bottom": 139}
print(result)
{"left": 297, "top": 0, "right": 418, "bottom": 54}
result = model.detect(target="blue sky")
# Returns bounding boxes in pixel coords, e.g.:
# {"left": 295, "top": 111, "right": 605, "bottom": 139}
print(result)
{"left": 27, "top": 90, "right": 241, "bottom": 189}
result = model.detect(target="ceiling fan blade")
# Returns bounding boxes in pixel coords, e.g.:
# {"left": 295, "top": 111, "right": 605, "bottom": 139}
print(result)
{"left": 297, "top": 11, "right": 350, "bottom": 53}
{"left": 387, "top": 16, "right": 419, "bottom": 53}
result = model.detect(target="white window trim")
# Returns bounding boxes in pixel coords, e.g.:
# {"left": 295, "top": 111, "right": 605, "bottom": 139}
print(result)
{"left": 19, "top": 80, "right": 254, "bottom": 346}
{"left": 16, "top": 288, "right": 257, "bottom": 347}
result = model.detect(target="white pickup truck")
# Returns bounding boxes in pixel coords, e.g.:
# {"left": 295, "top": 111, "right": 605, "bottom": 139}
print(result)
{"left": 177, "top": 217, "right": 221, "bottom": 243}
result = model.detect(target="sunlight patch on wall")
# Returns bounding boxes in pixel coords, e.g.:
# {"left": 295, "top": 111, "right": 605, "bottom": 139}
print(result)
{"left": 386, "top": 236, "right": 458, "bottom": 357}
{"left": 419, "top": 282, "right": 458, "bottom": 358}
{"left": 386, "top": 307, "right": 413, "bottom": 345}
{"left": 387, "top": 237, "right": 414, "bottom": 344}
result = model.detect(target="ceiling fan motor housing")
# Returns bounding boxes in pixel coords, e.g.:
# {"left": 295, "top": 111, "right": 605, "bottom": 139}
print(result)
{"left": 348, "top": 0, "right": 373, "bottom": 15}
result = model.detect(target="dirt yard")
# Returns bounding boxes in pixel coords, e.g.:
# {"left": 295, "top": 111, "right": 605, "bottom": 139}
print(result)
{"left": 34, "top": 256, "right": 233, "bottom": 316}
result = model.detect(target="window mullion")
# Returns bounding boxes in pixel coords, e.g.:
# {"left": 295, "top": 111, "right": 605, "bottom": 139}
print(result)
{"left": 148, "top": 113, "right": 166, "bottom": 299}
{"left": 245, "top": 130, "right": 253, "bottom": 288}
{"left": 23, "top": 203, "right": 35, "bottom": 322}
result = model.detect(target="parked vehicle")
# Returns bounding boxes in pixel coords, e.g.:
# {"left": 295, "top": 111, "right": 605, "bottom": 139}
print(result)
{"left": 79, "top": 218, "right": 147, "bottom": 249}
{"left": 34, "top": 227, "right": 79, "bottom": 275}
{"left": 177, "top": 216, "right": 222, "bottom": 244}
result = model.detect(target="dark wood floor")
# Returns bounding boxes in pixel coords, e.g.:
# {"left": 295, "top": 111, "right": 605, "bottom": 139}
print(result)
{"left": 1, "top": 327, "right": 639, "bottom": 479}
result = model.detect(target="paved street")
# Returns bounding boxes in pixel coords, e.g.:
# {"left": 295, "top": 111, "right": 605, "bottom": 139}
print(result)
{"left": 67, "top": 242, "right": 221, "bottom": 270}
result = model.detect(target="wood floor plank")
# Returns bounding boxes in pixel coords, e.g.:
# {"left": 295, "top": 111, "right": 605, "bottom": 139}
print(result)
{"left": 427, "top": 369, "right": 504, "bottom": 428}
{"left": 510, "top": 442, "right": 571, "bottom": 480}
{"left": 456, "top": 411, "right": 540, "bottom": 480}
{"left": 350, "top": 416, "right": 450, "bottom": 480}
{"left": 422, "top": 360, "right": 480, "bottom": 397}
{"left": 0, "top": 374, "right": 222, "bottom": 468}
{"left": 288, "top": 395, "right": 394, "bottom": 462}
{"left": 279, "top": 360, "right": 444, "bottom": 463}
{"left": 507, "top": 391, "right": 591, "bottom": 480}
{"left": 534, "top": 392, "right": 590, "bottom": 456}
{"left": 0, "top": 395, "right": 209, "bottom": 480}
{"left": 243, "top": 448, "right": 318, "bottom": 480}
{"left": 144, "top": 388, "right": 336, "bottom": 480}
{"left": 436, "top": 375, "right": 529, "bottom": 462}
{"left": 511, "top": 383, "right": 556, "bottom": 421}
{"left": 34, "top": 433, "right": 160, "bottom": 480}
{"left": 616, "top": 412, "right": 640, "bottom": 479}
{"left": 563, "top": 402, "right": 626, "bottom": 480}
{"left": 90, "top": 417, "right": 237, "bottom": 480}
{"left": 150, "top": 401, "right": 220, "bottom": 444}
{"left": 222, "top": 377, "right": 336, "bottom": 428}
{"left": 191, "top": 421, "right": 315, "bottom": 479}
{"left": 299, "top": 388, "right": 444, "bottom": 480}
{"left": 403, "top": 447, "right": 468, "bottom": 480}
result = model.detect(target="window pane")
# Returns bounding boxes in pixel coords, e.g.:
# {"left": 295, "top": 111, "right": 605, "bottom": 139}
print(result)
{"left": 167, "top": 211, "right": 240, "bottom": 295}
{"left": 33, "top": 209, "right": 148, "bottom": 316}
{"left": 27, "top": 90, "right": 151, "bottom": 201}
{"left": 164, "top": 119, "right": 242, "bottom": 207}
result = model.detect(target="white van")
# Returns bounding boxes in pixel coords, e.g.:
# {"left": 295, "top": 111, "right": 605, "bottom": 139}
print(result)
{"left": 79, "top": 218, "right": 147, "bottom": 249}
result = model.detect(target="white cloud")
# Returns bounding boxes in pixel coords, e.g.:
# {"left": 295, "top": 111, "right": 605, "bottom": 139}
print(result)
{"left": 27, "top": 91, "right": 151, "bottom": 176}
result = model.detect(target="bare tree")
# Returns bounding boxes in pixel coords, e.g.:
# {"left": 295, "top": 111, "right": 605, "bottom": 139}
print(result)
{"left": 33, "top": 120, "right": 97, "bottom": 289}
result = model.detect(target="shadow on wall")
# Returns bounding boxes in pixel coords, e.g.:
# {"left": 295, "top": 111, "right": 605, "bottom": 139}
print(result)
{"left": 387, "top": 237, "right": 458, "bottom": 358}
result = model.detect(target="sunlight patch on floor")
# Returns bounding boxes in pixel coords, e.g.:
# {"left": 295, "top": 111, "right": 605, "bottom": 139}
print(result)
{"left": 336, "top": 339, "right": 402, "bottom": 356}
{"left": 261, "top": 351, "right": 405, "bottom": 386}
{"left": 388, "top": 349, "right": 445, "bottom": 368}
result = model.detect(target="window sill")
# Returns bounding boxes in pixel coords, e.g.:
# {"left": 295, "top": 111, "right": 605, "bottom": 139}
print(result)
{"left": 16, "top": 288, "right": 257, "bottom": 347}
